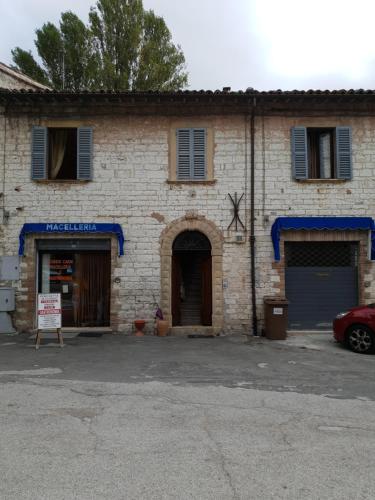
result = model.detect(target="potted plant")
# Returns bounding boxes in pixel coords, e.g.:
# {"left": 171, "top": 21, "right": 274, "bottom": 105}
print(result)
{"left": 155, "top": 307, "right": 169, "bottom": 337}
{"left": 134, "top": 319, "right": 146, "bottom": 336}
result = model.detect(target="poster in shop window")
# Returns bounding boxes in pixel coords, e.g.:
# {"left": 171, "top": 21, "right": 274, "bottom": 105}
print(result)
{"left": 38, "top": 293, "right": 62, "bottom": 329}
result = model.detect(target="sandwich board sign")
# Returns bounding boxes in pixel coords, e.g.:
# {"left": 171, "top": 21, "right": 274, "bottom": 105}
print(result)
{"left": 38, "top": 293, "right": 61, "bottom": 329}
{"left": 36, "top": 293, "right": 63, "bottom": 348}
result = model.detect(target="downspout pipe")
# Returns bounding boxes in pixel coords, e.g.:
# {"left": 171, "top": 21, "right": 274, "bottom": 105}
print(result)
{"left": 1, "top": 103, "right": 7, "bottom": 230}
{"left": 250, "top": 97, "right": 258, "bottom": 336}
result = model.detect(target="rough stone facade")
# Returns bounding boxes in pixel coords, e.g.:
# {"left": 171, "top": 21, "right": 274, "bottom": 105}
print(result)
{"left": 0, "top": 62, "right": 50, "bottom": 90}
{"left": 0, "top": 112, "right": 251, "bottom": 334}
{"left": 0, "top": 101, "right": 374, "bottom": 334}
{"left": 0, "top": 71, "right": 28, "bottom": 90}
{"left": 254, "top": 115, "right": 375, "bottom": 326}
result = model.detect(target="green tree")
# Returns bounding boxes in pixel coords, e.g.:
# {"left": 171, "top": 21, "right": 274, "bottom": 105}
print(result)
{"left": 89, "top": 0, "right": 144, "bottom": 90}
{"left": 134, "top": 10, "right": 187, "bottom": 91}
{"left": 11, "top": 0, "right": 188, "bottom": 91}
{"left": 13, "top": 13, "right": 98, "bottom": 90}
{"left": 54, "top": 12, "right": 97, "bottom": 91}
{"left": 11, "top": 48, "right": 49, "bottom": 86}
{"left": 34, "top": 21, "right": 65, "bottom": 89}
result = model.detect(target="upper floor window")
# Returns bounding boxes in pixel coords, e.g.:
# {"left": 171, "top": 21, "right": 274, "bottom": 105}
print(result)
{"left": 176, "top": 128, "right": 206, "bottom": 181}
{"left": 291, "top": 126, "right": 352, "bottom": 180}
{"left": 31, "top": 126, "right": 93, "bottom": 181}
{"left": 168, "top": 123, "right": 214, "bottom": 183}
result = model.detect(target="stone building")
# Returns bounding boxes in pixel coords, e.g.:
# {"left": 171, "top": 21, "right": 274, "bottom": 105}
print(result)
{"left": 0, "top": 62, "right": 50, "bottom": 91}
{"left": 0, "top": 88, "right": 374, "bottom": 334}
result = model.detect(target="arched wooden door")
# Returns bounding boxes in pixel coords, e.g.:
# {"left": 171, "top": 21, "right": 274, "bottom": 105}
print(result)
{"left": 171, "top": 231, "right": 212, "bottom": 326}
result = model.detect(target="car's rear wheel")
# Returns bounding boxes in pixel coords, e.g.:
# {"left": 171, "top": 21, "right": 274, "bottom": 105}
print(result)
{"left": 345, "top": 325, "right": 375, "bottom": 354}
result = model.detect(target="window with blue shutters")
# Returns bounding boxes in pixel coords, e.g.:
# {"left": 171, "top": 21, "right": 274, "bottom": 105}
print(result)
{"left": 77, "top": 127, "right": 93, "bottom": 180}
{"left": 291, "top": 126, "right": 352, "bottom": 180}
{"left": 177, "top": 128, "right": 206, "bottom": 180}
{"left": 336, "top": 127, "right": 352, "bottom": 179}
{"left": 31, "top": 126, "right": 48, "bottom": 180}
{"left": 31, "top": 126, "right": 93, "bottom": 181}
{"left": 291, "top": 127, "right": 308, "bottom": 180}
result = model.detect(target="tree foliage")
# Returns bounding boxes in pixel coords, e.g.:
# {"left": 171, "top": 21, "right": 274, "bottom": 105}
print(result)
{"left": 11, "top": 48, "right": 50, "bottom": 86}
{"left": 11, "top": 0, "right": 188, "bottom": 91}
{"left": 135, "top": 10, "right": 188, "bottom": 91}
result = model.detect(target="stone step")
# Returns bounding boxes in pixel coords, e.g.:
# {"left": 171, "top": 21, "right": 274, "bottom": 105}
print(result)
{"left": 171, "top": 326, "right": 215, "bottom": 336}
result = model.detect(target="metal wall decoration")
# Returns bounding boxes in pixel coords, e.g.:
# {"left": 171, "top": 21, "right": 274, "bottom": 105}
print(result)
{"left": 227, "top": 192, "right": 245, "bottom": 231}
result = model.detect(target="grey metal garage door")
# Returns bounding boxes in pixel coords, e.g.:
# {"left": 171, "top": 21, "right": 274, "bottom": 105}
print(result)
{"left": 285, "top": 242, "right": 358, "bottom": 330}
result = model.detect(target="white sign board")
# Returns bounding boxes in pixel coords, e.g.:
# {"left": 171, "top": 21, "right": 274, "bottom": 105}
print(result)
{"left": 38, "top": 293, "right": 61, "bottom": 329}
{"left": 273, "top": 307, "right": 283, "bottom": 315}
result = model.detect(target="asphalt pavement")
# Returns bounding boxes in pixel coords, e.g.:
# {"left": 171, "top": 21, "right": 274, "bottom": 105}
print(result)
{"left": 0, "top": 332, "right": 374, "bottom": 499}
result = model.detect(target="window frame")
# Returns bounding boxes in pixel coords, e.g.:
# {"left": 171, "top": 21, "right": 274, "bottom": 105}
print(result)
{"left": 291, "top": 125, "right": 352, "bottom": 182}
{"left": 168, "top": 121, "right": 214, "bottom": 183}
{"left": 31, "top": 122, "right": 93, "bottom": 182}
{"left": 306, "top": 127, "right": 335, "bottom": 180}
{"left": 47, "top": 127, "right": 78, "bottom": 181}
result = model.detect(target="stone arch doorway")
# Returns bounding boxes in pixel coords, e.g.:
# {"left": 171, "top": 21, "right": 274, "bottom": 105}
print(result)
{"left": 172, "top": 231, "right": 212, "bottom": 326}
{"left": 160, "top": 215, "right": 223, "bottom": 334}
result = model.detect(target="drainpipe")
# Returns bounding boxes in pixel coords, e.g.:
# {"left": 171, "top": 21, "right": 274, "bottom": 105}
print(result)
{"left": 1, "top": 104, "right": 7, "bottom": 234}
{"left": 250, "top": 97, "right": 258, "bottom": 336}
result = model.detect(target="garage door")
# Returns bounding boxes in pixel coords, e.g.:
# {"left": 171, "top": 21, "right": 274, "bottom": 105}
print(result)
{"left": 285, "top": 242, "right": 358, "bottom": 330}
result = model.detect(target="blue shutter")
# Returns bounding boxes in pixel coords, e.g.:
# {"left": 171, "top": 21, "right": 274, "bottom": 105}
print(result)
{"left": 336, "top": 127, "right": 352, "bottom": 179}
{"left": 291, "top": 127, "right": 308, "bottom": 179}
{"left": 192, "top": 128, "right": 206, "bottom": 179}
{"left": 77, "top": 127, "right": 93, "bottom": 180}
{"left": 31, "top": 126, "right": 47, "bottom": 180}
{"left": 177, "top": 129, "right": 191, "bottom": 180}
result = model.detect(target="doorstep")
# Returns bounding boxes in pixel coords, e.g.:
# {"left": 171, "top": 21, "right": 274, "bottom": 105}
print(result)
{"left": 61, "top": 327, "right": 113, "bottom": 334}
{"left": 170, "top": 326, "right": 215, "bottom": 337}
{"left": 29, "top": 327, "right": 113, "bottom": 339}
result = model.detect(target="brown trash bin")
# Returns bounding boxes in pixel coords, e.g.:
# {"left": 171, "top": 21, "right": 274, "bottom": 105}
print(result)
{"left": 263, "top": 296, "right": 289, "bottom": 340}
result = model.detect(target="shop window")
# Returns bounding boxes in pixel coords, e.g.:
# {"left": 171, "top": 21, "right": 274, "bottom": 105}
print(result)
{"left": 38, "top": 251, "right": 110, "bottom": 327}
{"left": 291, "top": 126, "right": 352, "bottom": 180}
{"left": 31, "top": 126, "right": 93, "bottom": 181}
{"left": 285, "top": 242, "right": 358, "bottom": 267}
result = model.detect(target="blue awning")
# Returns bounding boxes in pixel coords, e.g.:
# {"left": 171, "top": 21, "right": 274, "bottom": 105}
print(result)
{"left": 19, "top": 223, "right": 125, "bottom": 256}
{"left": 271, "top": 217, "right": 375, "bottom": 261}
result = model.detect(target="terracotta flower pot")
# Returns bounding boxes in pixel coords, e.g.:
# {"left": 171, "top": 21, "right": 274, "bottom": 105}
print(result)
{"left": 134, "top": 319, "right": 146, "bottom": 336}
{"left": 156, "top": 319, "right": 169, "bottom": 337}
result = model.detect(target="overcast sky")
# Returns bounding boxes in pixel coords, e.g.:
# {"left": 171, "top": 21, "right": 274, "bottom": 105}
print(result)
{"left": 1, "top": 0, "right": 375, "bottom": 91}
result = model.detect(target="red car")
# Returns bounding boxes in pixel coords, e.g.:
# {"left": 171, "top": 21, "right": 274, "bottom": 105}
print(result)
{"left": 333, "top": 304, "right": 375, "bottom": 354}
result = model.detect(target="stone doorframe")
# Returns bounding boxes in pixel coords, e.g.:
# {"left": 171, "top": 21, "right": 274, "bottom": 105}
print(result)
{"left": 160, "top": 214, "right": 224, "bottom": 333}
{"left": 16, "top": 233, "right": 121, "bottom": 333}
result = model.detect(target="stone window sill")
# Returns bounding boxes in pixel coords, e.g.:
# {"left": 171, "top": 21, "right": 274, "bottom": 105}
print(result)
{"left": 33, "top": 179, "right": 91, "bottom": 184}
{"left": 296, "top": 179, "right": 348, "bottom": 184}
{"left": 167, "top": 179, "right": 217, "bottom": 186}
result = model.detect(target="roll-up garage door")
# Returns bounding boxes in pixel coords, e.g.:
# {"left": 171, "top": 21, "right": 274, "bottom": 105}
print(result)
{"left": 285, "top": 242, "right": 358, "bottom": 330}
